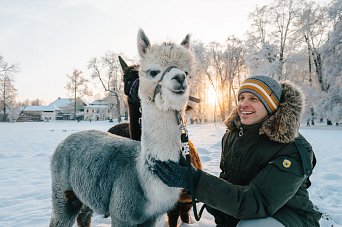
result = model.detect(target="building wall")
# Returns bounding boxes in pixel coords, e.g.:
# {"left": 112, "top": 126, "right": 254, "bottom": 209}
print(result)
{"left": 84, "top": 107, "right": 111, "bottom": 121}
{"left": 41, "top": 111, "right": 57, "bottom": 121}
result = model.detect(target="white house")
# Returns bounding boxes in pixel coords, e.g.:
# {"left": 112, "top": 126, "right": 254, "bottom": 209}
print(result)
{"left": 49, "top": 97, "right": 87, "bottom": 120}
{"left": 16, "top": 97, "right": 87, "bottom": 122}
{"left": 84, "top": 100, "right": 112, "bottom": 121}
{"left": 17, "top": 104, "right": 61, "bottom": 122}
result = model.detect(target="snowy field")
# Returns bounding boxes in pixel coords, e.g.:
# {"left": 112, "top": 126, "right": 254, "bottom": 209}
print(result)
{"left": 0, "top": 121, "right": 341, "bottom": 227}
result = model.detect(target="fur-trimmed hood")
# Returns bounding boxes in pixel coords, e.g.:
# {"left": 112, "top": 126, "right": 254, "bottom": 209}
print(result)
{"left": 224, "top": 80, "right": 305, "bottom": 143}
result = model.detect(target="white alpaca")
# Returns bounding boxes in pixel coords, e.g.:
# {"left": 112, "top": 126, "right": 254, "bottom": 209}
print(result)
{"left": 49, "top": 29, "right": 194, "bottom": 227}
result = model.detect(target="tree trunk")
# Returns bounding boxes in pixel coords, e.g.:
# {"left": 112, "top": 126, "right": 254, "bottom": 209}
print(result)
{"left": 219, "top": 83, "right": 226, "bottom": 122}
{"left": 2, "top": 83, "right": 6, "bottom": 122}
{"left": 74, "top": 87, "right": 77, "bottom": 120}
{"left": 312, "top": 50, "right": 326, "bottom": 91}
{"left": 227, "top": 81, "right": 233, "bottom": 115}
{"left": 278, "top": 51, "right": 284, "bottom": 80}
{"left": 305, "top": 36, "right": 313, "bottom": 85}
{"left": 111, "top": 92, "right": 121, "bottom": 121}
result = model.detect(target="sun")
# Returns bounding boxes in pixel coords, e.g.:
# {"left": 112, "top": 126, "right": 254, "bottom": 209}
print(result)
{"left": 207, "top": 86, "right": 217, "bottom": 105}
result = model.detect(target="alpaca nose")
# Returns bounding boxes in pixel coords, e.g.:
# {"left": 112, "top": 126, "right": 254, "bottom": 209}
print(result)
{"left": 172, "top": 73, "right": 186, "bottom": 84}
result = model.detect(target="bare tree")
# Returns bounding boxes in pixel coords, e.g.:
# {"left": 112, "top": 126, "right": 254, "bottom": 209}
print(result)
{"left": 204, "top": 37, "right": 246, "bottom": 122}
{"left": 223, "top": 36, "right": 246, "bottom": 113}
{"left": 30, "top": 98, "right": 44, "bottom": 106}
{"left": 247, "top": 8, "right": 278, "bottom": 76}
{"left": 88, "top": 52, "right": 126, "bottom": 121}
{"left": 205, "top": 41, "right": 227, "bottom": 121}
{"left": 0, "top": 56, "right": 18, "bottom": 122}
{"left": 296, "top": 0, "right": 329, "bottom": 91}
{"left": 271, "top": 0, "right": 300, "bottom": 79}
{"left": 318, "top": 0, "right": 342, "bottom": 123}
{"left": 16, "top": 98, "right": 44, "bottom": 107}
{"left": 191, "top": 40, "right": 214, "bottom": 122}
{"left": 65, "top": 69, "right": 92, "bottom": 120}
{"left": 247, "top": 0, "right": 300, "bottom": 80}
{"left": 248, "top": 5, "right": 269, "bottom": 44}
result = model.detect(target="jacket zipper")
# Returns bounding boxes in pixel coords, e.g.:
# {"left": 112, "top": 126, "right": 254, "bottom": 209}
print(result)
{"left": 239, "top": 126, "right": 244, "bottom": 137}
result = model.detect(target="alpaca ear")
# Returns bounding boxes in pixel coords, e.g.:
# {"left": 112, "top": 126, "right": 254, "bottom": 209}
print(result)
{"left": 118, "top": 56, "right": 128, "bottom": 72}
{"left": 181, "top": 34, "right": 191, "bottom": 49}
{"left": 137, "top": 29, "right": 151, "bottom": 57}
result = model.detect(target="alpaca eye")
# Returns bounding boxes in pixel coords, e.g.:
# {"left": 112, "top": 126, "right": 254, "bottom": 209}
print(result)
{"left": 148, "top": 70, "right": 160, "bottom": 78}
{"left": 185, "top": 72, "right": 188, "bottom": 76}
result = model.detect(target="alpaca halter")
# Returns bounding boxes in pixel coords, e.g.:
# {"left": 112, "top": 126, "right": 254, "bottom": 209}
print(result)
{"left": 149, "top": 65, "right": 180, "bottom": 103}
{"left": 147, "top": 65, "right": 201, "bottom": 105}
{"left": 129, "top": 78, "right": 139, "bottom": 98}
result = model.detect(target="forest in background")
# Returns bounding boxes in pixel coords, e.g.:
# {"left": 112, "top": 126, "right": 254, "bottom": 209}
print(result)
{"left": 1, "top": 0, "right": 341, "bottom": 124}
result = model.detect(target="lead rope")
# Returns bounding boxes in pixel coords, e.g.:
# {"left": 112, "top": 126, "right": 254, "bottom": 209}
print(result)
{"left": 175, "top": 111, "right": 205, "bottom": 221}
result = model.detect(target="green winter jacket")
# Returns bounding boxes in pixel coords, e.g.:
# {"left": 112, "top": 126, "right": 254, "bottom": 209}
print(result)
{"left": 194, "top": 81, "right": 321, "bottom": 227}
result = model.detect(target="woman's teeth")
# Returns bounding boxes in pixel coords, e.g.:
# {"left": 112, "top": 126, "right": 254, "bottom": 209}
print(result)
{"left": 242, "top": 111, "right": 253, "bottom": 115}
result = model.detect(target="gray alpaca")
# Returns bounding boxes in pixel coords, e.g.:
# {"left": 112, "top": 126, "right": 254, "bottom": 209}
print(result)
{"left": 49, "top": 29, "right": 195, "bottom": 227}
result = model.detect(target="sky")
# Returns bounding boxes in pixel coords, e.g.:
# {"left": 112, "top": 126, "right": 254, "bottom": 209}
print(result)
{"left": 0, "top": 121, "right": 340, "bottom": 226}
{"left": 0, "top": 0, "right": 327, "bottom": 105}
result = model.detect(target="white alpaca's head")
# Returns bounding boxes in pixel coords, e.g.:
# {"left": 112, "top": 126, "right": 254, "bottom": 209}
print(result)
{"left": 137, "top": 29, "right": 194, "bottom": 112}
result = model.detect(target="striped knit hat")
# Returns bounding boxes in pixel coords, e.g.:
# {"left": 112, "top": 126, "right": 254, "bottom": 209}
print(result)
{"left": 238, "top": 75, "right": 282, "bottom": 114}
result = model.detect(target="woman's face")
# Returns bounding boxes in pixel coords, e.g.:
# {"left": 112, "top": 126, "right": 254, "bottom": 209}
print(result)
{"left": 237, "top": 92, "right": 269, "bottom": 125}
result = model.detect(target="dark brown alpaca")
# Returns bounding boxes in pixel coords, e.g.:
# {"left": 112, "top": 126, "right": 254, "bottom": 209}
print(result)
{"left": 107, "top": 56, "right": 141, "bottom": 140}
{"left": 107, "top": 122, "right": 130, "bottom": 138}
{"left": 109, "top": 56, "right": 202, "bottom": 227}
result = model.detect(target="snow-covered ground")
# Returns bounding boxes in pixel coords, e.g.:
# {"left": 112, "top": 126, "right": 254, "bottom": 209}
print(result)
{"left": 0, "top": 121, "right": 341, "bottom": 227}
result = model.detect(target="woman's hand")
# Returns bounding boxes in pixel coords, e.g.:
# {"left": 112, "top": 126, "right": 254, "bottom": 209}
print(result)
{"left": 152, "top": 155, "right": 201, "bottom": 190}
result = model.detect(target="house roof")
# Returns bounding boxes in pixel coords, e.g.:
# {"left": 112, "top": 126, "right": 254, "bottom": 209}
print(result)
{"left": 88, "top": 100, "right": 109, "bottom": 105}
{"left": 49, "top": 97, "right": 87, "bottom": 108}
{"left": 22, "top": 105, "right": 60, "bottom": 112}
{"left": 20, "top": 97, "right": 88, "bottom": 113}
{"left": 84, "top": 105, "right": 109, "bottom": 109}
{"left": 84, "top": 100, "right": 110, "bottom": 109}
{"left": 49, "top": 98, "right": 73, "bottom": 108}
